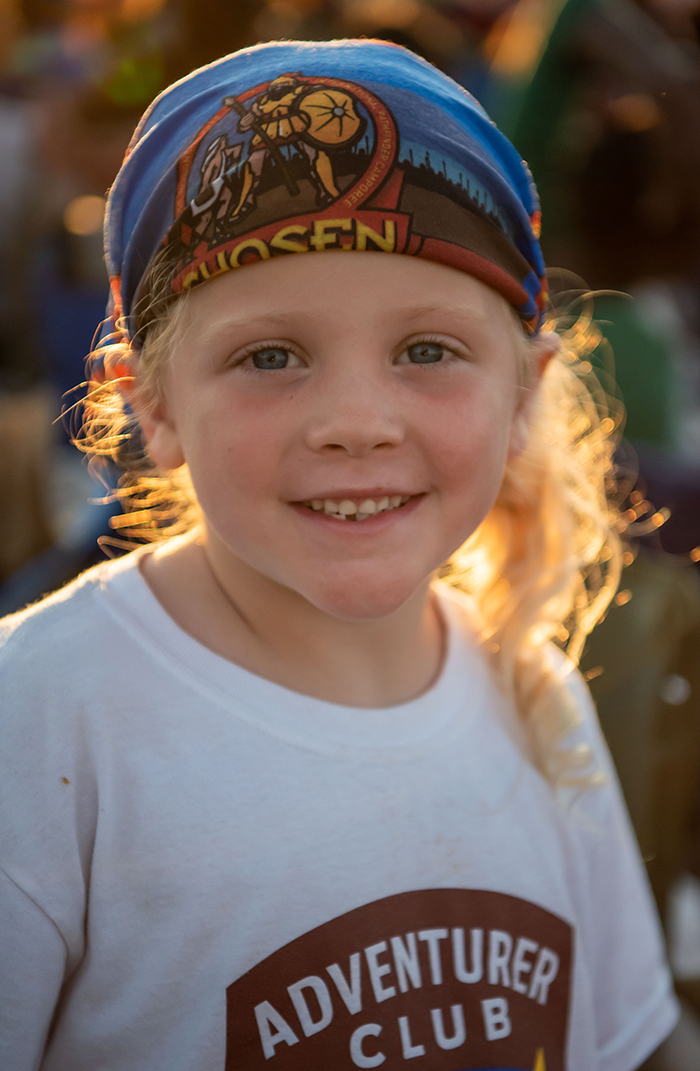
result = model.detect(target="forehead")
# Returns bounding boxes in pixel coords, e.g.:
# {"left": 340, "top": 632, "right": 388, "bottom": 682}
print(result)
{"left": 181, "top": 251, "right": 517, "bottom": 337}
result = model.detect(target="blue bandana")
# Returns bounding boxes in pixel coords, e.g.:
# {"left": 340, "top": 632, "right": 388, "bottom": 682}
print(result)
{"left": 104, "top": 39, "right": 547, "bottom": 346}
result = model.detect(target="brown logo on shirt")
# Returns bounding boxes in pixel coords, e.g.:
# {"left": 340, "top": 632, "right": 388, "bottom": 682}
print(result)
{"left": 225, "top": 888, "right": 572, "bottom": 1069}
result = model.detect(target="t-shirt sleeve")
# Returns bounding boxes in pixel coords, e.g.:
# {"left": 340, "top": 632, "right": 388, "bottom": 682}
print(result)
{"left": 0, "top": 869, "right": 67, "bottom": 1071}
{"left": 563, "top": 665, "right": 680, "bottom": 1071}
{"left": 0, "top": 604, "right": 97, "bottom": 1068}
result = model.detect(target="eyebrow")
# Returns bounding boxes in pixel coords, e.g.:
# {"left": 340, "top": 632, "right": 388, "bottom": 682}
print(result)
{"left": 197, "top": 311, "right": 318, "bottom": 344}
{"left": 195, "top": 301, "right": 489, "bottom": 347}
{"left": 401, "top": 303, "right": 489, "bottom": 323}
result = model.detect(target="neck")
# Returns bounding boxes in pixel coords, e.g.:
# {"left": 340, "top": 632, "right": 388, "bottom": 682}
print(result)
{"left": 140, "top": 528, "right": 444, "bottom": 708}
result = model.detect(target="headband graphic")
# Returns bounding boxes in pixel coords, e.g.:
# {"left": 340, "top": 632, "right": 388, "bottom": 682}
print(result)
{"left": 103, "top": 41, "right": 549, "bottom": 349}
{"left": 130, "top": 69, "right": 541, "bottom": 336}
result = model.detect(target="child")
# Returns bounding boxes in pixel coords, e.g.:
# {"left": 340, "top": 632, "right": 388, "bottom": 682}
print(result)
{"left": 0, "top": 39, "right": 678, "bottom": 1071}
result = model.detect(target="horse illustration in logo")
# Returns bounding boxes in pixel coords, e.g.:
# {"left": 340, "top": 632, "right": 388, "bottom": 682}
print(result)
{"left": 189, "top": 134, "right": 243, "bottom": 244}
{"left": 181, "top": 73, "right": 369, "bottom": 254}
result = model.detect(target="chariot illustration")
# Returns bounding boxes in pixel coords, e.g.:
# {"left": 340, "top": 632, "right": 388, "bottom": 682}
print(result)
{"left": 189, "top": 74, "right": 368, "bottom": 230}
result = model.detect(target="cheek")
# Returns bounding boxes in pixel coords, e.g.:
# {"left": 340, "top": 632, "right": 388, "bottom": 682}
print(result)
{"left": 176, "top": 390, "right": 290, "bottom": 508}
{"left": 424, "top": 382, "right": 517, "bottom": 489}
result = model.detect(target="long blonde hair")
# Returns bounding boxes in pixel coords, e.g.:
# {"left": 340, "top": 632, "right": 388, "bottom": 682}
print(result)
{"left": 442, "top": 305, "right": 625, "bottom": 788}
{"left": 76, "top": 285, "right": 627, "bottom": 787}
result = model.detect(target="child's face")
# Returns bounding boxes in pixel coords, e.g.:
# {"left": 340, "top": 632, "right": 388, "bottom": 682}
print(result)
{"left": 141, "top": 253, "right": 538, "bottom": 620}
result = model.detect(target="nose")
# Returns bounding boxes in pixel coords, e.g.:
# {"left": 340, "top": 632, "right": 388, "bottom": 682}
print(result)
{"left": 304, "top": 365, "right": 405, "bottom": 457}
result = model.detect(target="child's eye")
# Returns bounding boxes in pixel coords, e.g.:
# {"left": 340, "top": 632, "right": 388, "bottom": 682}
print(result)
{"left": 251, "top": 346, "right": 295, "bottom": 370}
{"left": 406, "top": 341, "right": 445, "bottom": 364}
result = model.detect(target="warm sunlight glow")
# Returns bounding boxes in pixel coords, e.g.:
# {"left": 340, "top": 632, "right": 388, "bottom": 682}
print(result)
{"left": 63, "top": 195, "right": 106, "bottom": 236}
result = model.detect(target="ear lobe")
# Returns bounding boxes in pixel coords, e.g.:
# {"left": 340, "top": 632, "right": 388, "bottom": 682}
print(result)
{"left": 140, "top": 413, "right": 186, "bottom": 471}
{"left": 507, "top": 394, "right": 531, "bottom": 459}
{"left": 507, "top": 331, "right": 560, "bottom": 459}
{"left": 131, "top": 389, "right": 186, "bottom": 471}
{"left": 532, "top": 330, "right": 560, "bottom": 377}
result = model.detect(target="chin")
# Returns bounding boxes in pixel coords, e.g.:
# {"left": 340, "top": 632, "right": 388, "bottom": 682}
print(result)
{"left": 307, "top": 571, "right": 426, "bottom": 622}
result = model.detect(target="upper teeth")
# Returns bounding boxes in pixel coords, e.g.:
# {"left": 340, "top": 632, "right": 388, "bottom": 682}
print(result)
{"left": 305, "top": 495, "right": 410, "bottom": 520}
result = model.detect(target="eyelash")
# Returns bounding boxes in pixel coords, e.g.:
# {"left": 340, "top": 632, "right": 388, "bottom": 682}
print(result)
{"left": 402, "top": 334, "right": 460, "bottom": 364}
{"left": 233, "top": 341, "right": 305, "bottom": 374}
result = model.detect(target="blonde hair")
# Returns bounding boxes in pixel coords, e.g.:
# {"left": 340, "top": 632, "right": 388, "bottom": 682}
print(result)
{"left": 442, "top": 308, "right": 624, "bottom": 788}
{"left": 77, "top": 286, "right": 628, "bottom": 788}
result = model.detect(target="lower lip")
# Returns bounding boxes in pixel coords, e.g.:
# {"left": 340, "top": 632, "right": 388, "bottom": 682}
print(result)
{"left": 290, "top": 495, "right": 423, "bottom": 532}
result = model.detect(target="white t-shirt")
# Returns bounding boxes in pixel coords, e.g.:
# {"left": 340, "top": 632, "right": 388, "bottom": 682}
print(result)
{"left": 0, "top": 552, "right": 678, "bottom": 1071}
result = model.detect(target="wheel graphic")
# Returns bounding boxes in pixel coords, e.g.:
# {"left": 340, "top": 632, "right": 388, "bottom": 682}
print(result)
{"left": 296, "top": 88, "right": 367, "bottom": 149}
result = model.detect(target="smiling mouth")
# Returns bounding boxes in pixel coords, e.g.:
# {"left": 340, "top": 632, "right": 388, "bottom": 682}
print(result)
{"left": 298, "top": 495, "right": 413, "bottom": 521}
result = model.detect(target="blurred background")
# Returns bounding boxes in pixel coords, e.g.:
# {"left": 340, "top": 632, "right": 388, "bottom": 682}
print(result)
{"left": 0, "top": 0, "right": 699, "bottom": 1063}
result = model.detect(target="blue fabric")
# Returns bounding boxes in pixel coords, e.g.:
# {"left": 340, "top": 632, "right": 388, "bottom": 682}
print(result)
{"left": 103, "top": 39, "right": 546, "bottom": 345}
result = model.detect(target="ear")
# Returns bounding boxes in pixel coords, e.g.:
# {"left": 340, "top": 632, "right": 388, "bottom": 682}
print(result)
{"left": 129, "top": 362, "right": 186, "bottom": 471}
{"left": 529, "top": 329, "right": 560, "bottom": 380}
{"left": 508, "top": 330, "right": 560, "bottom": 458}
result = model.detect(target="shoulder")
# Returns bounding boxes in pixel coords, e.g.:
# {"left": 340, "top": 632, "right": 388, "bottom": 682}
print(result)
{"left": 541, "top": 643, "right": 622, "bottom": 796}
{"left": 1, "top": 562, "right": 104, "bottom": 655}
{"left": 0, "top": 552, "right": 150, "bottom": 836}
{"left": 533, "top": 653, "right": 680, "bottom": 1065}
{"left": 432, "top": 582, "right": 604, "bottom": 770}
{"left": 0, "top": 553, "right": 145, "bottom": 692}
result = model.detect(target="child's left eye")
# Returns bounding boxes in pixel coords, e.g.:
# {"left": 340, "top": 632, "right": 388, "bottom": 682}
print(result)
{"left": 251, "top": 346, "right": 294, "bottom": 370}
{"left": 405, "top": 341, "right": 445, "bottom": 364}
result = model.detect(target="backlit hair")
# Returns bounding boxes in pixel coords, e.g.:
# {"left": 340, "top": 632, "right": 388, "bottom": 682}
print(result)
{"left": 76, "top": 288, "right": 627, "bottom": 789}
{"left": 441, "top": 308, "right": 624, "bottom": 789}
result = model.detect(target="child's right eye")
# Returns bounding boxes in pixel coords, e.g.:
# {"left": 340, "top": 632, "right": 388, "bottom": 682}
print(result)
{"left": 251, "top": 346, "right": 292, "bottom": 370}
{"left": 406, "top": 341, "right": 444, "bottom": 364}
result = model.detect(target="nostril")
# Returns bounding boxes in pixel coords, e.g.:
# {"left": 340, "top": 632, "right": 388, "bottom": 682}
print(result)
{"left": 322, "top": 440, "right": 395, "bottom": 454}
